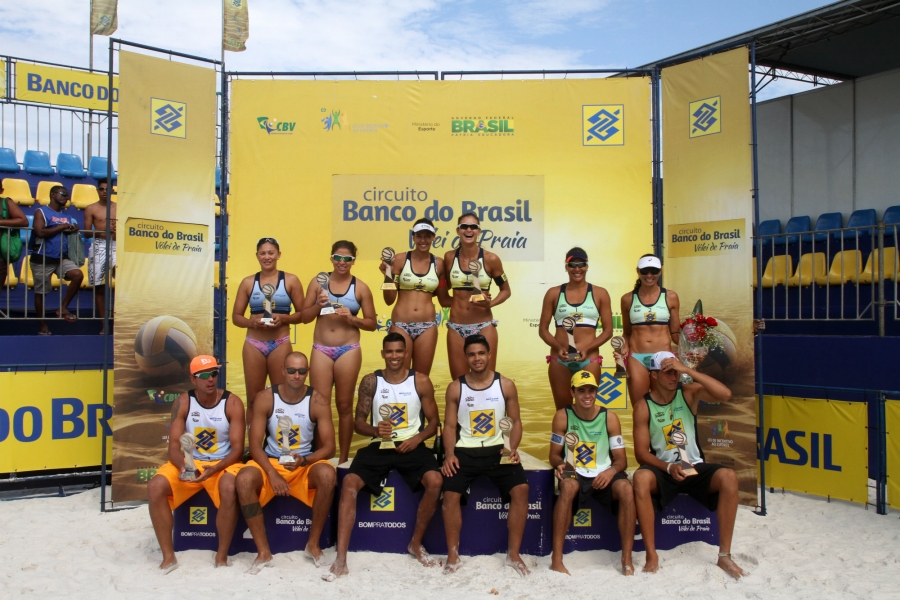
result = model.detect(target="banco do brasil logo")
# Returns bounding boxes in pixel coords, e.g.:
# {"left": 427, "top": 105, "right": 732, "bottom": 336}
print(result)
{"left": 257, "top": 116, "right": 296, "bottom": 135}
{"left": 582, "top": 105, "right": 623, "bottom": 146}
{"left": 371, "top": 487, "right": 395, "bottom": 511}
{"left": 689, "top": 96, "right": 721, "bottom": 138}
{"left": 150, "top": 98, "right": 186, "bottom": 139}
{"left": 451, "top": 115, "right": 514, "bottom": 137}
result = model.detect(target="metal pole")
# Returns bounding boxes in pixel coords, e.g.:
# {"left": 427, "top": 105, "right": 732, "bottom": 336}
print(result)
{"left": 100, "top": 38, "right": 114, "bottom": 512}
{"left": 876, "top": 391, "right": 887, "bottom": 515}
{"left": 217, "top": 68, "right": 229, "bottom": 387}
{"left": 88, "top": 2, "right": 94, "bottom": 164}
{"left": 878, "top": 222, "right": 885, "bottom": 336}
{"left": 651, "top": 68, "right": 662, "bottom": 258}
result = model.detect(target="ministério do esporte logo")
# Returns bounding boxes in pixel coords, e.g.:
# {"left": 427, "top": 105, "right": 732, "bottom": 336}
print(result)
{"left": 451, "top": 116, "right": 514, "bottom": 137}
{"left": 257, "top": 116, "right": 296, "bottom": 135}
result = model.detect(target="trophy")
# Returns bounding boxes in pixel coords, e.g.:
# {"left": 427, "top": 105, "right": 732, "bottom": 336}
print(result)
{"left": 381, "top": 247, "right": 397, "bottom": 291}
{"left": 670, "top": 430, "right": 698, "bottom": 476}
{"left": 179, "top": 433, "right": 197, "bottom": 481}
{"left": 277, "top": 415, "right": 295, "bottom": 464}
{"left": 561, "top": 316, "right": 581, "bottom": 361}
{"left": 378, "top": 404, "right": 395, "bottom": 449}
{"left": 610, "top": 336, "right": 627, "bottom": 378}
{"left": 316, "top": 272, "right": 336, "bottom": 315}
{"left": 468, "top": 260, "right": 486, "bottom": 303}
{"left": 563, "top": 432, "right": 579, "bottom": 478}
{"left": 260, "top": 282, "right": 276, "bottom": 326}
{"left": 498, "top": 417, "right": 514, "bottom": 464}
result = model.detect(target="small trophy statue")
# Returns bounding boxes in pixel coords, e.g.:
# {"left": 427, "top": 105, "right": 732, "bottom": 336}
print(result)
{"left": 670, "top": 430, "right": 698, "bottom": 476}
{"left": 610, "top": 336, "right": 627, "bottom": 378}
{"left": 260, "top": 282, "right": 276, "bottom": 326}
{"left": 277, "top": 415, "right": 295, "bottom": 464}
{"left": 381, "top": 247, "right": 397, "bottom": 291}
{"left": 468, "top": 260, "right": 486, "bottom": 303}
{"left": 561, "top": 316, "right": 581, "bottom": 361}
{"left": 179, "top": 433, "right": 197, "bottom": 481}
{"left": 316, "top": 272, "right": 336, "bottom": 315}
{"left": 498, "top": 417, "right": 514, "bottom": 464}
{"left": 563, "top": 432, "right": 579, "bottom": 478}
{"left": 378, "top": 404, "right": 395, "bottom": 450}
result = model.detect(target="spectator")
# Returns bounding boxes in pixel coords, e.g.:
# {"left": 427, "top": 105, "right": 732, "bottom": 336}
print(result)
{"left": 83, "top": 178, "right": 116, "bottom": 333}
{"left": 0, "top": 180, "right": 28, "bottom": 287}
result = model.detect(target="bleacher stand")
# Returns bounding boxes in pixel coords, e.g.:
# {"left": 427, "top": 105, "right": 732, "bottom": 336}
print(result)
{"left": 0, "top": 148, "right": 20, "bottom": 173}
{"left": 23, "top": 150, "right": 54, "bottom": 176}
{"left": 56, "top": 153, "right": 88, "bottom": 179}
{"left": 89, "top": 156, "right": 116, "bottom": 181}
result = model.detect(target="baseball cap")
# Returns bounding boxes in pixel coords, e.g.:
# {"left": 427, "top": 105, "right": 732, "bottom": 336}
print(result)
{"left": 190, "top": 355, "right": 221, "bottom": 375}
{"left": 571, "top": 370, "right": 598, "bottom": 388}
{"left": 648, "top": 351, "right": 677, "bottom": 371}
{"left": 637, "top": 255, "right": 662, "bottom": 270}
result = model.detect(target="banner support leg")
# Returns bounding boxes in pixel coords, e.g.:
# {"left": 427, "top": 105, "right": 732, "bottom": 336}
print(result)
{"left": 651, "top": 68, "right": 662, "bottom": 259}
{"left": 100, "top": 37, "right": 115, "bottom": 513}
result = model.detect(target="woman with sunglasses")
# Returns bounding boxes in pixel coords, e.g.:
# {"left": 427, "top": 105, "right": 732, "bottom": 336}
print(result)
{"left": 301, "top": 240, "right": 376, "bottom": 464}
{"left": 379, "top": 218, "right": 448, "bottom": 375}
{"left": 233, "top": 237, "right": 305, "bottom": 423}
{"left": 442, "top": 212, "right": 511, "bottom": 379}
{"left": 538, "top": 247, "right": 613, "bottom": 410}
{"left": 617, "top": 254, "right": 681, "bottom": 402}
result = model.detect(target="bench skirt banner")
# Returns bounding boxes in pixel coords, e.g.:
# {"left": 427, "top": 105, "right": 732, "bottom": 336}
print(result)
{"left": 887, "top": 399, "right": 900, "bottom": 509}
{"left": 112, "top": 51, "right": 217, "bottom": 502}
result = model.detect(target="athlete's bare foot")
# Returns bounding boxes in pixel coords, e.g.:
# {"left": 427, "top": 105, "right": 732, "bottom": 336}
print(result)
{"left": 323, "top": 557, "right": 348, "bottom": 581}
{"left": 214, "top": 555, "right": 229, "bottom": 568}
{"left": 246, "top": 555, "right": 273, "bottom": 575}
{"left": 408, "top": 543, "right": 437, "bottom": 567}
{"left": 443, "top": 555, "right": 462, "bottom": 574}
{"left": 643, "top": 552, "right": 659, "bottom": 573}
{"left": 158, "top": 557, "right": 178, "bottom": 574}
{"left": 622, "top": 562, "right": 635, "bottom": 576}
{"left": 717, "top": 554, "right": 747, "bottom": 579}
{"left": 505, "top": 554, "right": 530, "bottom": 577}
{"left": 549, "top": 560, "right": 570, "bottom": 575}
{"left": 304, "top": 545, "right": 328, "bottom": 568}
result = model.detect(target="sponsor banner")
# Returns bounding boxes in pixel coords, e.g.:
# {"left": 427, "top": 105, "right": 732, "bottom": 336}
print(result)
{"left": 887, "top": 399, "right": 900, "bottom": 509}
{"left": 90, "top": 0, "right": 119, "bottom": 36}
{"left": 223, "top": 0, "right": 250, "bottom": 52}
{"left": 662, "top": 48, "right": 756, "bottom": 506}
{"left": 15, "top": 62, "right": 119, "bottom": 111}
{"left": 112, "top": 51, "right": 217, "bottom": 502}
{"left": 760, "top": 396, "right": 868, "bottom": 503}
{"left": 0, "top": 58, "right": 6, "bottom": 100}
{"left": 0, "top": 371, "right": 113, "bottom": 472}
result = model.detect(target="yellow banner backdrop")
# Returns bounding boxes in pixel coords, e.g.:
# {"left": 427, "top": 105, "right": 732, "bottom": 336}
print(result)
{"left": 0, "top": 371, "right": 113, "bottom": 472}
{"left": 229, "top": 78, "right": 651, "bottom": 459}
{"left": 662, "top": 48, "right": 756, "bottom": 505}
{"left": 0, "top": 58, "right": 6, "bottom": 100}
{"left": 760, "top": 396, "right": 868, "bottom": 503}
{"left": 887, "top": 399, "right": 900, "bottom": 509}
{"left": 112, "top": 51, "right": 217, "bottom": 502}
{"left": 15, "top": 62, "right": 119, "bottom": 111}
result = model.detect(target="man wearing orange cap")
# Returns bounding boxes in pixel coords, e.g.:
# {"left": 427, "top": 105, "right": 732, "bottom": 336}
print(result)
{"left": 147, "top": 355, "right": 246, "bottom": 573}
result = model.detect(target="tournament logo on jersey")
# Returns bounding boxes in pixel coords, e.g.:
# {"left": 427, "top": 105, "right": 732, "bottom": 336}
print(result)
{"left": 595, "top": 371, "right": 626, "bottom": 410}
{"left": 582, "top": 104, "right": 624, "bottom": 146}
{"left": 150, "top": 98, "right": 186, "bottom": 139}
{"left": 573, "top": 508, "right": 592, "bottom": 527}
{"left": 287, "top": 425, "right": 301, "bottom": 450}
{"left": 644, "top": 310, "right": 657, "bottom": 323}
{"left": 572, "top": 312, "right": 583, "bottom": 323}
{"left": 189, "top": 506, "right": 208, "bottom": 525}
{"left": 663, "top": 419, "right": 686, "bottom": 450}
{"left": 689, "top": 96, "right": 721, "bottom": 138}
{"left": 574, "top": 441, "right": 597, "bottom": 469}
{"left": 471, "top": 410, "right": 495, "bottom": 437}
{"left": 370, "top": 487, "right": 395, "bottom": 511}
{"left": 386, "top": 403, "right": 408, "bottom": 429}
{"left": 194, "top": 428, "right": 218, "bottom": 455}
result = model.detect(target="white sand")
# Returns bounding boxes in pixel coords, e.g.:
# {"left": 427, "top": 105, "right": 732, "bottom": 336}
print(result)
{"left": 1, "top": 488, "right": 898, "bottom": 599}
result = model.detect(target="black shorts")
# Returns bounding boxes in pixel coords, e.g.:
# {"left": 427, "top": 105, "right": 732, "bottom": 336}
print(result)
{"left": 638, "top": 462, "right": 725, "bottom": 512}
{"left": 442, "top": 446, "right": 528, "bottom": 505}
{"left": 348, "top": 442, "right": 439, "bottom": 496}
{"left": 570, "top": 471, "right": 630, "bottom": 516}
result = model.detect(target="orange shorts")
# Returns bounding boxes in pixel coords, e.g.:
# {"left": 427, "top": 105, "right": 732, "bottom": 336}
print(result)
{"left": 155, "top": 459, "right": 243, "bottom": 510}
{"left": 243, "top": 457, "right": 334, "bottom": 507}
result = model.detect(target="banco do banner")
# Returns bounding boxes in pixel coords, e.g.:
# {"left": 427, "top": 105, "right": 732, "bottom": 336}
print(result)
{"left": 662, "top": 48, "right": 757, "bottom": 505}
{"left": 229, "top": 78, "right": 652, "bottom": 460}
{"left": 14, "top": 62, "right": 120, "bottom": 111}
{"left": 112, "top": 52, "right": 217, "bottom": 502}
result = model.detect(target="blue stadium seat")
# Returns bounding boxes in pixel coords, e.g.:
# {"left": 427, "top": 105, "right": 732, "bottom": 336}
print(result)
{"left": 0, "top": 148, "right": 19, "bottom": 173}
{"left": 884, "top": 206, "right": 900, "bottom": 241}
{"left": 785, "top": 215, "right": 812, "bottom": 244}
{"left": 216, "top": 165, "right": 221, "bottom": 188}
{"left": 89, "top": 156, "right": 116, "bottom": 181}
{"left": 23, "top": 150, "right": 54, "bottom": 176}
{"left": 847, "top": 209, "right": 876, "bottom": 230}
{"left": 759, "top": 219, "right": 782, "bottom": 246}
{"left": 813, "top": 212, "right": 843, "bottom": 243}
{"left": 56, "top": 153, "right": 87, "bottom": 178}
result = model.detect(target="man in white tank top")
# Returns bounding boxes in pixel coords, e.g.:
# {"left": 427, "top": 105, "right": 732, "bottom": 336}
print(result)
{"left": 441, "top": 334, "right": 530, "bottom": 577}
{"left": 147, "top": 355, "right": 246, "bottom": 573}
{"left": 326, "top": 332, "right": 442, "bottom": 581}
{"left": 235, "top": 352, "right": 337, "bottom": 574}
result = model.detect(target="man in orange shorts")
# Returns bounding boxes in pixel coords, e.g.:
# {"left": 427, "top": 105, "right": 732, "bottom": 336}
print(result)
{"left": 147, "top": 355, "right": 246, "bottom": 573}
{"left": 235, "top": 351, "right": 337, "bottom": 574}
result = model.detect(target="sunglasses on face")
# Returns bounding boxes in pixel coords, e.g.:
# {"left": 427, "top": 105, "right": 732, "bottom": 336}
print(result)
{"left": 56, "top": 192, "right": 70, "bottom": 198}
{"left": 194, "top": 371, "right": 219, "bottom": 380}
{"left": 331, "top": 254, "right": 355, "bottom": 263}
{"left": 285, "top": 367, "right": 309, "bottom": 375}
{"left": 458, "top": 223, "right": 480, "bottom": 231}
{"left": 566, "top": 261, "right": 588, "bottom": 269}
{"left": 639, "top": 267, "right": 661, "bottom": 275}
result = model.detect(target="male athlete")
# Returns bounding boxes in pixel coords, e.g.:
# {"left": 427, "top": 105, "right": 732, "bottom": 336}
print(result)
{"left": 147, "top": 355, "right": 245, "bottom": 572}
{"left": 549, "top": 370, "right": 635, "bottom": 576}
{"left": 632, "top": 351, "right": 747, "bottom": 578}
{"left": 326, "top": 333, "right": 443, "bottom": 581}
{"left": 442, "top": 334, "right": 530, "bottom": 576}
{"left": 235, "top": 351, "right": 337, "bottom": 574}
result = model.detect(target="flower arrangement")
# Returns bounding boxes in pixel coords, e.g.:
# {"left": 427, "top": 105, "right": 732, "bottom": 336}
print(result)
{"left": 678, "top": 300, "right": 725, "bottom": 383}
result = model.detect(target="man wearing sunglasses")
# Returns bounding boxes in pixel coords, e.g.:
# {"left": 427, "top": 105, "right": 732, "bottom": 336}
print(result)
{"left": 147, "top": 355, "right": 246, "bottom": 572}
{"left": 236, "top": 351, "right": 337, "bottom": 574}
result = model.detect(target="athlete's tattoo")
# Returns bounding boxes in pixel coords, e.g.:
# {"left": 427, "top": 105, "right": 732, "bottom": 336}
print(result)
{"left": 355, "top": 374, "right": 375, "bottom": 421}
{"left": 241, "top": 502, "right": 262, "bottom": 519}
{"left": 169, "top": 396, "right": 181, "bottom": 424}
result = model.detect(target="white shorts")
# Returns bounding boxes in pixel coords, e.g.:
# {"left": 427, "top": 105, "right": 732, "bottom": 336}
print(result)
{"left": 89, "top": 239, "right": 116, "bottom": 286}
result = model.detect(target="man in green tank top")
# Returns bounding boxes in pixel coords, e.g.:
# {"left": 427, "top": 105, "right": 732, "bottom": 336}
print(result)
{"left": 548, "top": 370, "right": 635, "bottom": 576}
{"left": 632, "top": 351, "right": 747, "bottom": 579}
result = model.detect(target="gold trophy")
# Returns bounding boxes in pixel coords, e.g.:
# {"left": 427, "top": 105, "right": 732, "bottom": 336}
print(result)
{"left": 260, "top": 282, "right": 276, "bottom": 326}
{"left": 670, "top": 430, "right": 698, "bottom": 476}
{"left": 498, "top": 417, "right": 513, "bottom": 464}
{"left": 378, "top": 404, "right": 395, "bottom": 450}
{"left": 277, "top": 415, "right": 295, "bottom": 464}
{"left": 561, "top": 316, "right": 581, "bottom": 361}
{"left": 468, "top": 260, "right": 486, "bottom": 303}
{"left": 563, "top": 432, "right": 579, "bottom": 478}
{"left": 316, "top": 272, "right": 336, "bottom": 315}
{"left": 610, "top": 336, "right": 627, "bottom": 378}
{"left": 381, "top": 247, "right": 397, "bottom": 291}
{"left": 179, "top": 433, "right": 197, "bottom": 481}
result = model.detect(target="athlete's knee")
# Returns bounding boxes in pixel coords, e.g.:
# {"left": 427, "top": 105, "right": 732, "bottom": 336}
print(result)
{"left": 218, "top": 474, "right": 236, "bottom": 500}
{"left": 716, "top": 468, "right": 738, "bottom": 493}
{"left": 614, "top": 480, "right": 635, "bottom": 505}
{"left": 422, "top": 470, "right": 443, "bottom": 492}
{"left": 558, "top": 478, "right": 578, "bottom": 498}
{"left": 509, "top": 483, "right": 529, "bottom": 502}
{"left": 312, "top": 464, "right": 337, "bottom": 489}
{"left": 442, "top": 491, "right": 461, "bottom": 508}
{"left": 235, "top": 468, "right": 261, "bottom": 498}
{"left": 632, "top": 470, "right": 654, "bottom": 496}
{"left": 147, "top": 475, "right": 169, "bottom": 502}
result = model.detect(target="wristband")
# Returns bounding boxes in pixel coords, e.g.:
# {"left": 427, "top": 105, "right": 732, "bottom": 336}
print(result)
{"left": 666, "top": 463, "right": 673, "bottom": 474}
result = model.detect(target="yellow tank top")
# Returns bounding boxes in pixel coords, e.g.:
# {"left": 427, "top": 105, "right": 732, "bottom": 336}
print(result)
{"left": 397, "top": 252, "right": 440, "bottom": 293}
{"left": 448, "top": 248, "right": 492, "bottom": 292}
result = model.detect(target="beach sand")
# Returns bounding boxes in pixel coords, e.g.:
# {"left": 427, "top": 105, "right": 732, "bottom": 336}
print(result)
{"left": 1, "top": 487, "right": 898, "bottom": 599}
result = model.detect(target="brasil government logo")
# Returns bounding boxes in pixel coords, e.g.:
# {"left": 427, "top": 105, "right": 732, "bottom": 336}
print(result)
{"left": 451, "top": 116, "right": 514, "bottom": 136}
{"left": 689, "top": 96, "right": 721, "bottom": 138}
{"left": 150, "top": 98, "right": 186, "bottom": 139}
{"left": 257, "top": 116, "right": 295, "bottom": 134}
{"left": 370, "top": 487, "right": 395, "bottom": 511}
{"left": 583, "top": 105, "right": 623, "bottom": 146}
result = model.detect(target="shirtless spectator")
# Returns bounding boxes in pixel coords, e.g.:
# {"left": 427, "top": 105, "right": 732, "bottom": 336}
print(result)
{"left": 83, "top": 179, "right": 116, "bottom": 333}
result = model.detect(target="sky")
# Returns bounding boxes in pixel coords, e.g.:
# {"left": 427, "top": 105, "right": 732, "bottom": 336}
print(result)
{"left": 0, "top": 0, "right": 836, "bottom": 100}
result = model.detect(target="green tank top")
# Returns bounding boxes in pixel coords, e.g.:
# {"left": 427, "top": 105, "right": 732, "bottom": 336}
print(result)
{"left": 630, "top": 287, "right": 670, "bottom": 325}
{"left": 644, "top": 386, "right": 704, "bottom": 464}
{"left": 554, "top": 284, "right": 601, "bottom": 328}
{"left": 565, "top": 406, "right": 612, "bottom": 477}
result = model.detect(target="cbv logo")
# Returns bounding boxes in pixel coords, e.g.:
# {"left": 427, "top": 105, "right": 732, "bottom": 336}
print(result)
{"left": 257, "top": 116, "right": 296, "bottom": 135}
{"left": 760, "top": 428, "right": 842, "bottom": 471}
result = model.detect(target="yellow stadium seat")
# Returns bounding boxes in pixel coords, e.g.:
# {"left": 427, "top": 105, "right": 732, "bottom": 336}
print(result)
{"left": 72, "top": 184, "right": 99, "bottom": 210}
{"left": 815, "top": 250, "right": 862, "bottom": 286}
{"left": 36, "top": 180, "right": 64, "bottom": 206}
{"left": 2, "top": 178, "right": 34, "bottom": 206}
{"left": 214, "top": 266, "right": 220, "bottom": 288}
{"left": 78, "top": 263, "right": 91, "bottom": 289}
{"left": 20, "top": 256, "right": 34, "bottom": 288}
{"left": 751, "top": 257, "right": 757, "bottom": 289}
{"left": 215, "top": 194, "right": 221, "bottom": 216}
{"left": 787, "top": 252, "right": 826, "bottom": 287}
{"left": 857, "top": 248, "right": 899, "bottom": 284}
{"left": 761, "top": 255, "right": 792, "bottom": 288}
{"left": 4, "top": 267, "right": 18, "bottom": 287}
